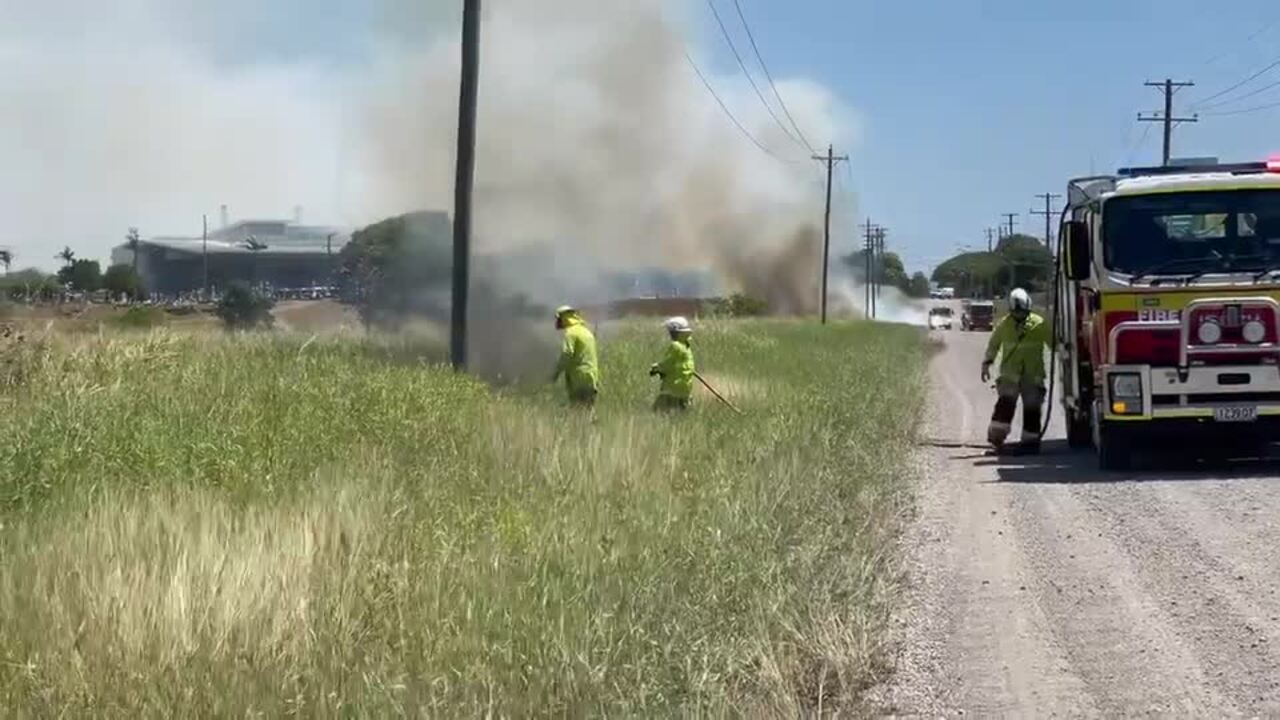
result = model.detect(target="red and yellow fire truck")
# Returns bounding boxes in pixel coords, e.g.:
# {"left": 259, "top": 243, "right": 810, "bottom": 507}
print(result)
{"left": 1058, "top": 158, "right": 1280, "bottom": 469}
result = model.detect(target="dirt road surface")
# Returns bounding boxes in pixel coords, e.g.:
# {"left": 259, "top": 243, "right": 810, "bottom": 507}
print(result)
{"left": 871, "top": 329, "right": 1280, "bottom": 717}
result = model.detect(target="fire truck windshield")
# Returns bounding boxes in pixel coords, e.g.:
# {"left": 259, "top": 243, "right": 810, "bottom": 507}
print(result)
{"left": 1104, "top": 190, "right": 1280, "bottom": 278}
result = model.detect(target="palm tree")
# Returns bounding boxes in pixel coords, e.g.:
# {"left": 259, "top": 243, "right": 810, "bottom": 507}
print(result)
{"left": 57, "top": 246, "right": 75, "bottom": 267}
{"left": 125, "top": 227, "right": 141, "bottom": 275}
{"left": 0, "top": 249, "right": 12, "bottom": 276}
{"left": 243, "top": 236, "right": 268, "bottom": 289}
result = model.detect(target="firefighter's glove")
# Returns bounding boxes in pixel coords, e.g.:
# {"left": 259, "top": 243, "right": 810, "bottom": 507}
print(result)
{"left": 980, "top": 361, "right": 991, "bottom": 384}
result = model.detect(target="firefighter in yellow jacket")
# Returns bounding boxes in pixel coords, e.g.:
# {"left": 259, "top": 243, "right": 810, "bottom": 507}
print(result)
{"left": 982, "top": 288, "right": 1050, "bottom": 453}
{"left": 650, "top": 316, "right": 695, "bottom": 411}
{"left": 552, "top": 305, "right": 599, "bottom": 405}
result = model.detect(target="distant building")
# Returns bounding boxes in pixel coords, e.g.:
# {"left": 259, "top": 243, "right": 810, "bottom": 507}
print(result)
{"left": 111, "top": 220, "right": 350, "bottom": 295}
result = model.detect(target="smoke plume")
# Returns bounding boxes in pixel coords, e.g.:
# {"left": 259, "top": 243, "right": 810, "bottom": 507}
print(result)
{"left": 0, "top": 0, "right": 856, "bottom": 316}
{"left": 361, "top": 0, "right": 854, "bottom": 311}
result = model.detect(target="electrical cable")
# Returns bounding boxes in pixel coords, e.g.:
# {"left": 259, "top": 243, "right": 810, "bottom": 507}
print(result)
{"left": 728, "top": 0, "right": 816, "bottom": 154}
{"left": 702, "top": 0, "right": 807, "bottom": 152}
{"left": 1197, "top": 76, "right": 1280, "bottom": 111}
{"left": 1191, "top": 56, "right": 1280, "bottom": 109}
{"left": 1202, "top": 96, "right": 1280, "bottom": 117}
{"left": 683, "top": 50, "right": 796, "bottom": 163}
{"left": 1193, "top": 18, "right": 1280, "bottom": 71}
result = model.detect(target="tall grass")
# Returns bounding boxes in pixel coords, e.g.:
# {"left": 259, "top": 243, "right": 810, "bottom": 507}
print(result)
{"left": 0, "top": 320, "right": 925, "bottom": 715}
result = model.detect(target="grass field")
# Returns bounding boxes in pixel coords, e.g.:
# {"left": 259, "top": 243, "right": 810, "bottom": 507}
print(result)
{"left": 0, "top": 318, "right": 925, "bottom": 715}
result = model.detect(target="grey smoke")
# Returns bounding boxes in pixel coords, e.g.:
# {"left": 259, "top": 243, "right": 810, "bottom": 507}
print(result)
{"left": 0, "top": 0, "right": 857, "bottom": 314}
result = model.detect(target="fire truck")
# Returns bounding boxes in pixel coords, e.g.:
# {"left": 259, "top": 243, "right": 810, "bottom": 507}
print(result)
{"left": 1058, "top": 158, "right": 1280, "bottom": 469}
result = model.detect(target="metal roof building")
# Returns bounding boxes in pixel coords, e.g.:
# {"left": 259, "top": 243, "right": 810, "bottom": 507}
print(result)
{"left": 112, "top": 220, "right": 351, "bottom": 295}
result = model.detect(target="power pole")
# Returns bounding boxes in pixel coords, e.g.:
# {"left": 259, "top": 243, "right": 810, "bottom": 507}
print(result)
{"left": 1002, "top": 213, "right": 1019, "bottom": 241}
{"left": 860, "top": 219, "right": 880, "bottom": 316}
{"left": 1139, "top": 78, "right": 1197, "bottom": 166}
{"left": 813, "top": 145, "right": 848, "bottom": 324}
{"left": 202, "top": 214, "right": 209, "bottom": 298}
{"left": 451, "top": 0, "right": 482, "bottom": 370}
{"left": 1030, "top": 193, "right": 1062, "bottom": 248}
{"left": 985, "top": 227, "right": 996, "bottom": 252}
{"left": 861, "top": 219, "right": 876, "bottom": 318}
{"left": 875, "top": 227, "right": 886, "bottom": 302}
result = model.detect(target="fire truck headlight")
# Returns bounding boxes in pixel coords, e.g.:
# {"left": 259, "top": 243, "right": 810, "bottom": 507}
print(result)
{"left": 1109, "top": 373, "right": 1144, "bottom": 415}
{"left": 1110, "top": 373, "right": 1143, "bottom": 399}
{"left": 1197, "top": 319, "right": 1223, "bottom": 345}
{"left": 1243, "top": 319, "right": 1267, "bottom": 344}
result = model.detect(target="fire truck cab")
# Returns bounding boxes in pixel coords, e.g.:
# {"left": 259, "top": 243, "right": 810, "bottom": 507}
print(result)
{"left": 1059, "top": 159, "right": 1280, "bottom": 469}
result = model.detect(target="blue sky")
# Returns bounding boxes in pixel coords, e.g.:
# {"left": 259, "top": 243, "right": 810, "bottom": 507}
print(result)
{"left": 695, "top": 0, "right": 1280, "bottom": 275}
{"left": 7, "top": 0, "right": 1280, "bottom": 279}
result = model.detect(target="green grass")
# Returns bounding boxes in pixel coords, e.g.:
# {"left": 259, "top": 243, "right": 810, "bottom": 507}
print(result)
{"left": 0, "top": 319, "right": 926, "bottom": 715}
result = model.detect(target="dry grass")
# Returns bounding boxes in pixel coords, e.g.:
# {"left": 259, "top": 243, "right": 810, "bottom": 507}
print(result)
{"left": 0, "top": 320, "right": 925, "bottom": 715}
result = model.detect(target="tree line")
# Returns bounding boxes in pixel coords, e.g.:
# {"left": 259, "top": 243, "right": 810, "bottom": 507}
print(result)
{"left": 0, "top": 239, "right": 145, "bottom": 302}
{"left": 930, "top": 234, "right": 1054, "bottom": 298}
{"left": 842, "top": 249, "right": 932, "bottom": 298}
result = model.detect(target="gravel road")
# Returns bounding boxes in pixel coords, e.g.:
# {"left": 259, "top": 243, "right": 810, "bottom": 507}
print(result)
{"left": 869, "top": 329, "right": 1280, "bottom": 717}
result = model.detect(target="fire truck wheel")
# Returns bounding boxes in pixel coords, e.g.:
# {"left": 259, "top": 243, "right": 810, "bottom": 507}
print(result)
{"left": 1096, "top": 423, "right": 1132, "bottom": 471}
{"left": 1066, "top": 411, "right": 1092, "bottom": 449}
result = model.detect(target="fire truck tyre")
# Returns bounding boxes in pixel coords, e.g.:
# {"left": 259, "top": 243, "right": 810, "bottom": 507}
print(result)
{"left": 1096, "top": 423, "right": 1132, "bottom": 471}
{"left": 1066, "top": 411, "right": 1092, "bottom": 449}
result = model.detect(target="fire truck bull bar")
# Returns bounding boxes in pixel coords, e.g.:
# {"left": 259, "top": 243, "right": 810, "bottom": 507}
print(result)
{"left": 1104, "top": 297, "right": 1280, "bottom": 423}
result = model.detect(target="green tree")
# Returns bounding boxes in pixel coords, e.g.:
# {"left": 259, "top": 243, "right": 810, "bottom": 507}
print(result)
{"left": 56, "top": 259, "right": 102, "bottom": 292}
{"left": 56, "top": 246, "right": 75, "bottom": 268}
{"left": 842, "top": 249, "right": 910, "bottom": 291}
{"left": 0, "top": 268, "right": 58, "bottom": 301}
{"left": 125, "top": 227, "right": 142, "bottom": 275}
{"left": 103, "top": 263, "right": 144, "bottom": 300}
{"left": 931, "top": 234, "right": 1053, "bottom": 298}
{"left": 0, "top": 250, "right": 11, "bottom": 276}
{"left": 906, "top": 271, "right": 931, "bottom": 298}
{"left": 338, "top": 211, "right": 457, "bottom": 327}
{"left": 216, "top": 282, "right": 275, "bottom": 330}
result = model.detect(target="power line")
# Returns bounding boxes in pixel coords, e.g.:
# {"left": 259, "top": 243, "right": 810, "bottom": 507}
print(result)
{"left": 1124, "top": 121, "right": 1155, "bottom": 166}
{"left": 683, "top": 50, "right": 792, "bottom": 162}
{"left": 728, "top": 0, "right": 816, "bottom": 154}
{"left": 1203, "top": 96, "right": 1280, "bottom": 117}
{"left": 1191, "top": 58, "right": 1280, "bottom": 109}
{"left": 1199, "top": 76, "right": 1280, "bottom": 111}
{"left": 1193, "top": 18, "right": 1280, "bottom": 71}
{"left": 703, "top": 0, "right": 806, "bottom": 153}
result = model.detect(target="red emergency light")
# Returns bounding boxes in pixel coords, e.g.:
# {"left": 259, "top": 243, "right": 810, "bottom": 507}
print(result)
{"left": 1267, "top": 155, "right": 1280, "bottom": 173}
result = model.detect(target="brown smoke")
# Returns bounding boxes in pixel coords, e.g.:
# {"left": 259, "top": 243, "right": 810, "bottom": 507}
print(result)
{"left": 360, "top": 0, "right": 852, "bottom": 312}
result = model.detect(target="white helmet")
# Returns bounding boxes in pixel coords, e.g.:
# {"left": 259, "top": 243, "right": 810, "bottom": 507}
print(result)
{"left": 664, "top": 316, "right": 692, "bottom": 334}
{"left": 555, "top": 305, "right": 576, "bottom": 318}
{"left": 1009, "top": 288, "right": 1032, "bottom": 312}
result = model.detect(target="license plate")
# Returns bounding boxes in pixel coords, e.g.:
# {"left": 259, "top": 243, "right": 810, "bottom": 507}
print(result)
{"left": 1214, "top": 406, "right": 1258, "bottom": 422}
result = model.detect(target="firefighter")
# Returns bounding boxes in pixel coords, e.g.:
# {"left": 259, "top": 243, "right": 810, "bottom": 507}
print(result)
{"left": 551, "top": 305, "right": 599, "bottom": 406}
{"left": 650, "top": 316, "right": 695, "bottom": 411}
{"left": 982, "top": 288, "right": 1050, "bottom": 453}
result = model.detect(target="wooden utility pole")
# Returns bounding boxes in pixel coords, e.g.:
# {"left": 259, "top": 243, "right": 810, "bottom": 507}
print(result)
{"left": 1030, "top": 193, "right": 1062, "bottom": 248}
{"left": 202, "top": 214, "right": 209, "bottom": 298}
{"left": 451, "top": 0, "right": 482, "bottom": 370}
{"left": 1139, "top": 78, "right": 1197, "bottom": 166}
{"left": 874, "top": 227, "right": 886, "bottom": 302}
{"left": 813, "top": 145, "right": 848, "bottom": 324}
{"left": 985, "top": 227, "right": 995, "bottom": 252}
{"left": 1002, "top": 213, "right": 1019, "bottom": 241}
{"left": 861, "top": 219, "right": 876, "bottom": 318}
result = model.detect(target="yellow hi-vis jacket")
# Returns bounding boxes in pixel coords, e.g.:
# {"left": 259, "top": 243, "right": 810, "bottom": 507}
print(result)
{"left": 654, "top": 338, "right": 695, "bottom": 400}
{"left": 555, "top": 317, "right": 599, "bottom": 396}
{"left": 984, "top": 312, "right": 1050, "bottom": 385}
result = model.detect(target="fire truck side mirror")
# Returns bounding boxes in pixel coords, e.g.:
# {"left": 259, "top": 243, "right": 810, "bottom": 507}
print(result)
{"left": 1064, "top": 220, "right": 1091, "bottom": 281}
